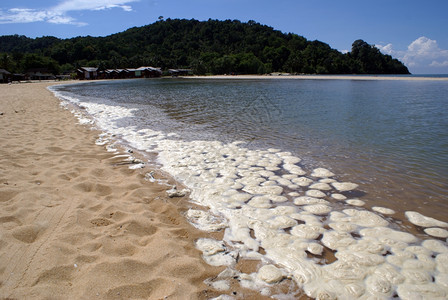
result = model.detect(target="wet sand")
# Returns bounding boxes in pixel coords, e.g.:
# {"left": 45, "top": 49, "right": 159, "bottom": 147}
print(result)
{"left": 0, "top": 81, "right": 284, "bottom": 299}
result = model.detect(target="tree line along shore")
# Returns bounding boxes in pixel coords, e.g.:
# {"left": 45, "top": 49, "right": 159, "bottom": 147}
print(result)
{"left": 0, "top": 18, "right": 410, "bottom": 82}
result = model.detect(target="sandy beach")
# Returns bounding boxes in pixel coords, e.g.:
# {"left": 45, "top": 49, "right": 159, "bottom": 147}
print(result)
{"left": 0, "top": 81, "right": 279, "bottom": 299}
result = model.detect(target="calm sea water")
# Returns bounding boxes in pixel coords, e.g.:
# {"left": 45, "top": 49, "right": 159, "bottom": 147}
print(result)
{"left": 54, "top": 78, "right": 448, "bottom": 222}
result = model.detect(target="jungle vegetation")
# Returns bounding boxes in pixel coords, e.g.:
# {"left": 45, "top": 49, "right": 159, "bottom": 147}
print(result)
{"left": 0, "top": 18, "right": 410, "bottom": 75}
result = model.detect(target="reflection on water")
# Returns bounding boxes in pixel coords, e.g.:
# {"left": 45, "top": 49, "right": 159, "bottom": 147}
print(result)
{"left": 57, "top": 78, "right": 448, "bottom": 221}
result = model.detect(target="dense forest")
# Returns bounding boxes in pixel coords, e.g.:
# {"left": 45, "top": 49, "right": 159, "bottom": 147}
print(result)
{"left": 0, "top": 18, "right": 410, "bottom": 75}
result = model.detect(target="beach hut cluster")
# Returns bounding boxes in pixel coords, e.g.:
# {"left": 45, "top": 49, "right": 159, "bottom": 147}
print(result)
{"left": 77, "top": 66, "right": 162, "bottom": 80}
{"left": 0, "top": 68, "right": 66, "bottom": 83}
{"left": 0, "top": 66, "right": 191, "bottom": 83}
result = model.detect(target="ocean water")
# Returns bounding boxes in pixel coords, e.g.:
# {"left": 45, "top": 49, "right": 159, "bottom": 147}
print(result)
{"left": 53, "top": 78, "right": 448, "bottom": 221}
{"left": 50, "top": 77, "right": 448, "bottom": 298}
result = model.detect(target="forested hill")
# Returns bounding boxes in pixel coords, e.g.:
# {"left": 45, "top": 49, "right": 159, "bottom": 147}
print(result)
{"left": 0, "top": 18, "right": 410, "bottom": 75}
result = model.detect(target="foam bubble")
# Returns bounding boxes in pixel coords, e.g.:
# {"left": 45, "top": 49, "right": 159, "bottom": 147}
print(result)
{"left": 266, "top": 216, "right": 297, "bottom": 229}
{"left": 365, "top": 274, "right": 393, "bottom": 297}
{"left": 424, "top": 228, "right": 448, "bottom": 238}
{"left": 319, "top": 178, "right": 337, "bottom": 184}
{"left": 406, "top": 211, "right": 448, "bottom": 228}
{"left": 302, "top": 204, "right": 332, "bottom": 215}
{"left": 342, "top": 209, "right": 389, "bottom": 227}
{"left": 321, "top": 231, "right": 355, "bottom": 250}
{"left": 186, "top": 209, "right": 227, "bottom": 232}
{"left": 291, "top": 177, "right": 313, "bottom": 187}
{"left": 372, "top": 206, "right": 396, "bottom": 215}
{"left": 243, "top": 185, "right": 283, "bottom": 196}
{"left": 422, "top": 239, "right": 448, "bottom": 253}
{"left": 196, "top": 238, "right": 237, "bottom": 266}
{"left": 331, "top": 193, "right": 347, "bottom": 200}
{"left": 310, "top": 168, "right": 334, "bottom": 178}
{"left": 257, "top": 265, "right": 284, "bottom": 283}
{"left": 397, "top": 283, "right": 447, "bottom": 299}
{"left": 345, "top": 199, "right": 365, "bottom": 206}
{"left": 291, "top": 224, "right": 325, "bottom": 240}
{"left": 348, "top": 237, "right": 385, "bottom": 254}
{"left": 373, "top": 263, "right": 405, "bottom": 285}
{"left": 305, "top": 189, "right": 326, "bottom": 198}
{"left": 328, "top": 222, "right": 358, "bottom": 233}
{"left": 360, "top": 227, "right": 417, "bottom": 244}
{"left": 305, "top": 242, "right": 324, "bottom": 255}
{"left": 335, "top": 250, "right": 385, "bottom": 266}
{"left": 436, "top": 253, "right": 448, "bottom": 273}
{"left": 247, "top": 196, "right": 272, "bottom": 208}
{"left": 283, "top": 163, "right": 306, "bottom": 175}
{"left": 293, "top": 196, "right": 330, "bottom": 206}
{"left": 309, "top": 182, "right": 332, "bottom": 191}
{"left": 331, "top": 182, "right": 358, "bottom": 192}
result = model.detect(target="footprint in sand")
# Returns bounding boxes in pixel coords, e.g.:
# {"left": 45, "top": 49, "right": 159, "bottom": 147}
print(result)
{"left": 90, "top": 218, "right": 112, "bottom": 227}
{"left": 0, "top": 189, "right": 19, "bottom": 202}
{"left": 11, "top": 224, "right": 44, "bottom": 243}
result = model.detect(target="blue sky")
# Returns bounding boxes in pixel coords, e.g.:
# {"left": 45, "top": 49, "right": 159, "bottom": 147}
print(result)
{"left": 1, "top": 0, "right": 448, "bottom": 74}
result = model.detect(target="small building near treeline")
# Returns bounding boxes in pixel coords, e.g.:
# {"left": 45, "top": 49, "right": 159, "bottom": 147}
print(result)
{"left": 100, "top": 67, "right": 162, "bottom": 79}
{"left": 77, "top": 67, "right": 98, "bottom": 80}
{"left": 136, "top": 66, "right": 162, "bottom": 78}
{"left": 0, "top": 69, "right": 12, "bottom": 83}
{"left": 168, "top": 69, "right": 193, "bottom": 77}
{"left": 26, "top": 68, "right": 56, "bottom": 80}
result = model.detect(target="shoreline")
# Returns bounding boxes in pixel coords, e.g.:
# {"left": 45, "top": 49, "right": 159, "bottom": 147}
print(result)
{"left": 5, "top": 80, "right": 447, "bottom": 299}
{"left": 187, "top": 74, "right": 448, "bottom": 81}
{"left": 0, "top": 81, "right": 277, "bottom": 299}
{"left": 51, "top": 79, "right": 448, "bottom": 298}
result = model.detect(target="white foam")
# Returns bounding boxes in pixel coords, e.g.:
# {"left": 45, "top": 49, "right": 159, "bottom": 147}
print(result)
{"left": 302, "top": 204, "right": 332, "bottom": 215}
{"left": 406, "top": 211, "right": 448, "bottom": 228}
{"left": 309, "top": 182, "right": 332, "bottom": 191}
{"left": 293, "top": 196, "right": 329, "bottom": 206}
{"left": 291, "top": 224, "right": 325, "bottom": 240}
{"left": 360, "top": 227, "right": 417, "bottom": 244}
{"left": 291, "top": 177, "right": 313, "bottom": 186}
{"left": 345, "top": 199, "right": 365, "bottom": 206}
{"left": 397, "top": 283, "right": 447, "bottom": 299}
{"left": 310, "top": 168, "right": 334, "bottom": 178}
{"left": 422, "top": 239, "right": 448, "bottom": 253}
{"left": 424, "top": 228, "right": 448, "bottom": 238}
{"left": 331, "top": 193, "right": 347, "bottom": 200}
{"left": 305, "top": 189, "right": 326, "bottom": 198}
{"left": 342, "top": 209, "right": 389, "bottom": 227}
{"left": 321, "top": 231, "right": 355, "bottom": 250}
{"left": 331, "top": 182, "right": 359, "bottom": 192}
{"left": 196, "top": 238, "right": 237, "bottom": 266}
{"left": 186, "top": 209, "right": 227, "bottom": 232}
{"left": 372, "top": 206, "right": 396, "bottom": 215}
{"left": 257, "top": 265, "right": 284, "bottom": 283}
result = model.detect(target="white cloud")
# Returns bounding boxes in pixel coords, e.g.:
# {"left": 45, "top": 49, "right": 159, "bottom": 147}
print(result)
{"left": 376, "top": 37, "right": 448, "bottom": 73}
{"left": 53, "top": 0, "right": 136, "bottom": 12}
{"left": 0, "top": 0, "right": 137, "bottom": 25}
{"left": 430, "top": 60, "right": 448, "bottom": 67}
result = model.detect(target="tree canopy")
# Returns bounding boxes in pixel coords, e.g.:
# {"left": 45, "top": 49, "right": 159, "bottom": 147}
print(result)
{"left": 0, "top": 18, "right": 410, "bottom": 75}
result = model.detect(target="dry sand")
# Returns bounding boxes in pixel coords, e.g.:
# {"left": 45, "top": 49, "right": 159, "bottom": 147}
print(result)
{"left": 0, "top": 81, "right": 277, "bottom": 299}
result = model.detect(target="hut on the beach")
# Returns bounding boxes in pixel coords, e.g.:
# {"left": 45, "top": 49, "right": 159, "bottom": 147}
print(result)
{"left": 26, "top": 68, "right": 56, "bottom": 80}
{"left": 169, "top": 69, "right": 193, "bottom": 76}
{"left": 77, "top": 67, "right": 98, "bottom": 80}
{"left": 137, "top": 66, "right": 162, "bottom": 78}
{"left": 0, "top": 69, "right": 12, "bottom": 83}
